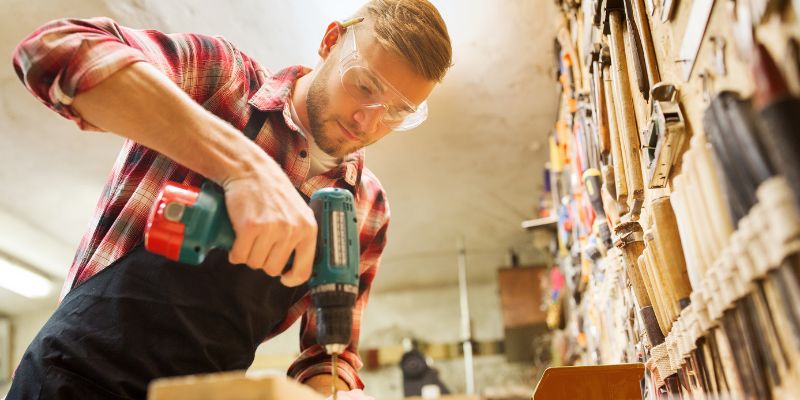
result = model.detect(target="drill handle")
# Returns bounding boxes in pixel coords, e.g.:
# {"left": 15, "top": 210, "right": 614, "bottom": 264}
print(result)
{"left": 175, "top": 182, "right": 235, "bottom": 264}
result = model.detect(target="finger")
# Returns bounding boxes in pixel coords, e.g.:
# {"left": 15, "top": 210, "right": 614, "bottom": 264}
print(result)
{"left": 247, "top": 232, "right": 277, "bottom": 272}
{"left": 280, "top": 229, "right": 316, "bottom": 287}
{"left": 262, "top": 235, "right": 294, "bottom": 277}
{"left": 228, "top": 227, "right": 258, "bottom": 265}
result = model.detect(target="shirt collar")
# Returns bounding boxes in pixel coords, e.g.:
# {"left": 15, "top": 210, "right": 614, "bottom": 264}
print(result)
{"left": 310, "top": 148, "right": 364, "bottom": 193}
{"left": 248, "top": 65, "right": 310, "bottom": 111}
{"left": 248, "top": 65, "right": 365, "bottom": 190}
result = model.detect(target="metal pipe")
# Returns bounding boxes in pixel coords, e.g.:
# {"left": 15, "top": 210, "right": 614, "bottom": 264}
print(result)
{"left": 457, "top": 236, "right": 475, "bottom": 395}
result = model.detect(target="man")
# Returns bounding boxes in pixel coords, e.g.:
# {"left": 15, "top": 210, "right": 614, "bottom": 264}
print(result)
{"left": 8, "top": 0, "right": 452, "bottom": 398}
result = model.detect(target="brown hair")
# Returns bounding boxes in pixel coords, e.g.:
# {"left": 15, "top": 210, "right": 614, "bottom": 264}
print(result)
{"left": 354, "top": 0, "right": 453, "bottom": 82}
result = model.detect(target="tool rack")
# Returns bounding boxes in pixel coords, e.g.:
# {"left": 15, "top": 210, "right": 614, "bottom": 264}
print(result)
{"left": 542, "top": 0, "right": 800, "bottom": 398}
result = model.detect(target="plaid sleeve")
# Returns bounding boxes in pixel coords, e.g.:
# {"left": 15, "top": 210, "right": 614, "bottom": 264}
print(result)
{"left": 11, "top": 17, "right": 242, "bottom": 131}
{"left": 288, "top": 186, "right": 390, "bottom": 390}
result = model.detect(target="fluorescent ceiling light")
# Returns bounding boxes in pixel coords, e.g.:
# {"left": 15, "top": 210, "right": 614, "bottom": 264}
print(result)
{"left": 0, "top": 255, "right": 53, "bottom": 299}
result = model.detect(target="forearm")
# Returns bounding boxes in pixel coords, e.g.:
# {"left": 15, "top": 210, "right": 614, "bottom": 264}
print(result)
{"left": 71, "top": 61, "right": 266, "bottom": 185}
{"left": 17, "top": 17, "right": 318, "bottom": 284}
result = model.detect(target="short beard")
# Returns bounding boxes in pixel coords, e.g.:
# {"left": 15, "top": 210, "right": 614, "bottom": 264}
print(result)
{"left": 306, "top": 62, "right": 351, "bottom": 158}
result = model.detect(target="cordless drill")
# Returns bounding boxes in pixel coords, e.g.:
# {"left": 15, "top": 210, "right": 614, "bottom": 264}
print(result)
{"left": 143, "top": 181, "right": 360, "bottom": 383}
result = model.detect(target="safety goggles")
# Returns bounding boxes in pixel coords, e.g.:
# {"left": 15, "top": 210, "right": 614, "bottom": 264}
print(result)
{"left": 338, "top": 21, "right": 428, "bottom": 131}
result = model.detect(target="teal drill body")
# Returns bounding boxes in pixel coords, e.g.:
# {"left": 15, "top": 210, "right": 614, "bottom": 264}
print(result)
{"left": 174, "top": 182, "right": 236, "bottom": 265}
{"left": 151, "top": 181, "right": 360, "bottom": 354}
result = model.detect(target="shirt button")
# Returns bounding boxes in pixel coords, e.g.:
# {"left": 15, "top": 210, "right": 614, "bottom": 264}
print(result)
{"left": 299, "top": 150, "right": 308, "bottom": 158}
{"left": 345, "top": 164, "right": 357, "bottom": 185}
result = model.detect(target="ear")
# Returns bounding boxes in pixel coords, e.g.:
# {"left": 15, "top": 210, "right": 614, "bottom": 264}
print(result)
{"left": 318, "top": 21, "right": 344, "bottom": 59}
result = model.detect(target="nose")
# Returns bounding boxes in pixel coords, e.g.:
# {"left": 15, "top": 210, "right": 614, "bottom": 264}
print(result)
{"left": 353, "top": 105, "right": 385, "bottom": 134}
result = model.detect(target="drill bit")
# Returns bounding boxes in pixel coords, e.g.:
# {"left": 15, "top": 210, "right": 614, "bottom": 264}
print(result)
{"left": 331, "top": 354, "right": 338, "bottom": 400}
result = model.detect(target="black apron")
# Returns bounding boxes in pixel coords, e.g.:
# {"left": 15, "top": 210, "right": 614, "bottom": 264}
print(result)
{"left": 7, "top": 108, "right": 308, "bottom": 400}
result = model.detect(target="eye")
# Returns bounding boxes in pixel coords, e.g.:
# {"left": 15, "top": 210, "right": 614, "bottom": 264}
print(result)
{"left": 384, "top": 106, "right": 404, "bottom": 120}
{"left": 389, "top": 103, "right": 414, "bottom": 116}
{"left": 354, "top": 75, "right": 380, "bottom": 96}
{"left": 351, "top": 70, "right": 384, "bottom": 97}
{"left": 357, "top": 83, "right": 374, "bottom": 95}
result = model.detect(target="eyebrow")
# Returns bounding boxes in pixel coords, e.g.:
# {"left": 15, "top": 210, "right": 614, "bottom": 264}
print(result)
{"left": 347, "top": 26, "right": 387, "bottom": 95}
{"left": 374, "top": 71, "right": 418, "bottom": 111}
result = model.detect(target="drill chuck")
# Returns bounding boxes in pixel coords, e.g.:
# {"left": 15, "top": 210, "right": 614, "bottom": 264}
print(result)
{"left": 312, "top": 284, "right": 358, "bottom": 354}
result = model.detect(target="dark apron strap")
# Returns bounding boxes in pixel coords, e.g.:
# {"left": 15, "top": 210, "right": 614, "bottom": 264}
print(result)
{"left": 242, "top": 106, "right": 311, "bottom": 205}
{"left": 243, "top": 106, "right": 269, "bottom": 140}
{"left": 7, "top": 106, "right": 309, "bottom": 400}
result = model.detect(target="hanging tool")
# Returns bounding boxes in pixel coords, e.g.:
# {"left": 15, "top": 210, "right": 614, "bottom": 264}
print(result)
{"left": 144, "top": 181, "right": 361, "bottom": 399}
{"left": 589, "top": 45, "right": 611, "bottom": 160}
{"left": 643, "top": 82, "right": 688, "bottom": 188}
{"left": 601, "top": 48, "right": 629, "bottom": 211}
{"left": 710, "top": 36, "right": 728, "bottom": 77}
{"left": 751, "top": 41, "right": 800, "bottom": 209}
{"left": 604, "top": 2, "right": 646, "bottom": 217}
{"left": 629, "top": 0, "right": 661, "bottom": 96}
{"left": 638, "top": 235, "right": 670, "bottom": 337}
{"left": 574, "top": 94, "right": 599, "bottom": 173}
{"left": 660, "top": 0, "right": 678, "bottom": 22}
{"left": 784, "top": 37, "right": 800, "bottom": 95}
{"left": 583, "top": 168, "right": 612, "bottom": 249}
{"left": 677, "top": 0, "right": 716, "bottom": 81}
{"left": 649, "top": 196, "right": 693, "bottom": 313}
{"left": 622, "top": 0, "right": 650, "bottom": 99}
{"left": 613, "top": 221, "right": 661, "bottom": 345}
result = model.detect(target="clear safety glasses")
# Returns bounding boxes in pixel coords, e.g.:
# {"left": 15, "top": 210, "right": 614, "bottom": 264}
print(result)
{"left": 338, "top": 22, "right": 428, "bottom": 131}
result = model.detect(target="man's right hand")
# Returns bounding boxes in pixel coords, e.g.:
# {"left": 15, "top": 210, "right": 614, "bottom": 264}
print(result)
{"left": 223, "top": 159, "right": 317, "bottom": 287}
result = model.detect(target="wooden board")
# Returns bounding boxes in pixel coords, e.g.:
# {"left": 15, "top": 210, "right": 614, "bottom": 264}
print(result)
{"left": 147, "top": 371, "right": 325, "bottom": 400}
{"left": 497, "top": 266, "right": 548, "bottom": 328}
{"left": 533, "top": 363, "right": 645, "bottom": 400}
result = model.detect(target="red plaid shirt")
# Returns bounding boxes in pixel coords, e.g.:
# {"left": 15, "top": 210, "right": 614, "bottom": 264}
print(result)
{"left": 12, "top": 17, "right": 390, "bottom": 389}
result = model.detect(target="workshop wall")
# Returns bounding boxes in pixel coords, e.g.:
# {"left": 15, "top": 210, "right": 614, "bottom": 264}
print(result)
{"left": 542, "top": 0, "right": 800, "bottom": 398}
{"left": 363, "top": 282, "right": 517, "bottom": 397}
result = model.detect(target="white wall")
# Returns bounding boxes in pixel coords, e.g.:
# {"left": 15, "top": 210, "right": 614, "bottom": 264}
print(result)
{"left": 9, "top": 308, "right": 54, "bottom": 375}
{"left": 0, "top": 306, "right": 56, "bottom": 398}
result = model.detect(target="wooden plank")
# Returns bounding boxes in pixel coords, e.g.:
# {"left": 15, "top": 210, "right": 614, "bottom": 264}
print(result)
{"left": 148, "top": 371, "right": 325, "bottom": 400}
{"left": 497, "top": 266, "right": 548, "bottom": 328}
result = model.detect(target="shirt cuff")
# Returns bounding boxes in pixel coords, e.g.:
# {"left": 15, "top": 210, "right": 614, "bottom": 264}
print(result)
{"left": 53, "top": 42, "right": 148, "bottom": 130}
